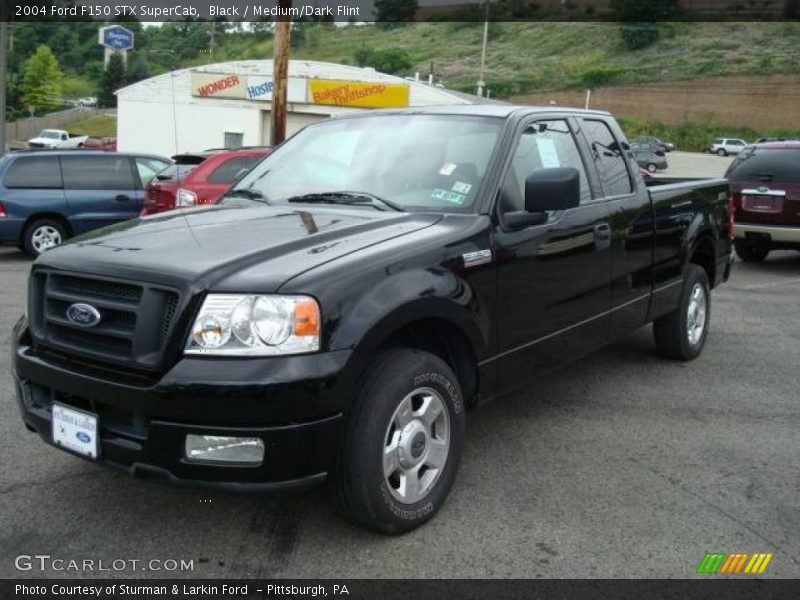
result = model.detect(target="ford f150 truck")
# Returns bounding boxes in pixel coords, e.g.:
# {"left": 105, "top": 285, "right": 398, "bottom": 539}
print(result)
{"left": 12, "top": 106, "right": 733, "bottom": 534}
{"left": 27, "top": 129, "right": 89, "bottom": 149}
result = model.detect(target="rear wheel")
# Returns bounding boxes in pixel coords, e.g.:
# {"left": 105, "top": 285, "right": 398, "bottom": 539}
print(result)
{"left": 333, "top": 348, "right": 465, "bottom": 534}
{"left": 23, "top": 218, "right": 68, "bottom": 258}
{"left": 734, "top": 240, "right": 770, "bottom": 262}
{"left": 653, "top": 264, "right": 711, "bottom": 361}
{"left": 647, "top": 163, "right": 658, "bottom": 173}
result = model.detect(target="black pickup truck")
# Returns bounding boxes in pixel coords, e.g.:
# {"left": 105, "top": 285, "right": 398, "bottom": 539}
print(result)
{"left": 13, "top": 106, "right": 732, "bottom": 533}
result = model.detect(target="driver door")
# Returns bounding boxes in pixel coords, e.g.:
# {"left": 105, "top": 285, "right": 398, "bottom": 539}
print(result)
{"left": 492, "top": 117, "right": 613, "bottom": 394}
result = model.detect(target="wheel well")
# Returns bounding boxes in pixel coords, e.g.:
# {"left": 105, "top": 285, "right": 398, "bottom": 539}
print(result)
{"left": 379, "top": 318, "right": 479, "bottom": 410}
{"left": 20, "top": 213, "right": 73, "bottom": 244}
{"left": 690, "top": 235, "right": 716, "bottom": 287}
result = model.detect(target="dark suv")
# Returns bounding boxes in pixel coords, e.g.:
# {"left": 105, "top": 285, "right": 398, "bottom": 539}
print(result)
{"left": 727, "top": 141, "right": 800, "bottom": 261}
{"left": 0, "top": 151, "right": 170, "bottom": 257}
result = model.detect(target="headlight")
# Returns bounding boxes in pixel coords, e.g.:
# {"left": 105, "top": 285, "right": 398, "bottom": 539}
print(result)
{"left": 186, "top": 294, "right": 320, "bottom": 356}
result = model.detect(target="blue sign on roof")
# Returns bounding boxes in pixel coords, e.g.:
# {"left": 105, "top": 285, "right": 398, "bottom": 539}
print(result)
{"left": 99, "top": 25, "right": 135, "bottom": 52}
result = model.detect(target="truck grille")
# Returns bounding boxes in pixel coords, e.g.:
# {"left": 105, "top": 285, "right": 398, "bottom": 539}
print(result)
{"left": 28, "top": 271, "right": 182, "bottom": 371}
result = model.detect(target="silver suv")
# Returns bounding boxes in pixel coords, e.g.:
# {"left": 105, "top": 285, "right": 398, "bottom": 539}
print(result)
{"left": 710, "top": 138, "right": 748, "bottom": 156}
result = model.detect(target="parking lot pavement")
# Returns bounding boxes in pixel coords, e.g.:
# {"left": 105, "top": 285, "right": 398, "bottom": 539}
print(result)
{"left": 659, "top": 151, "right": 734, "bottom": 178}
{"left": 1, "top": 245, "right": 798, "bottom": 579}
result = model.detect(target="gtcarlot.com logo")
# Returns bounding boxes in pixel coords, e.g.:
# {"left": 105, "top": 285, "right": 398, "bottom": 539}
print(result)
{"left": 15, "top": 554, "right": 194, "bottom": 572}
{"left": 696, "top": 552, "right": 773, "bottom": 575}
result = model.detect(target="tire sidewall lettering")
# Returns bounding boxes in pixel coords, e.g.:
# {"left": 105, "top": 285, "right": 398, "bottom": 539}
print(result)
{"left": 413, "top": 372, "right": 462, "bottom": 414}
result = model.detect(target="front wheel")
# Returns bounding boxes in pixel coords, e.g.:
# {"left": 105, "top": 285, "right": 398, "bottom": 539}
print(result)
{"left": 653, "top": 264, "right": 711, "bottom": 361}
{"left": 717, "top": 148, "right": 727, "bottom": 157}
{"left": 647, "top": 163, "right": 658, "bottom": 173}
{"left": 332, "top": 348, "right": 465, "bottom": 534}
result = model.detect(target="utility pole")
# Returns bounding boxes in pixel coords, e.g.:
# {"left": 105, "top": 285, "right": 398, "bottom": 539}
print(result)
{"left": 271, "top": 2, "right": 292, "bottom": 147}
{"left": 476, "top": 0, "right": 489, "bottom": 98}
{"left": 0, "top": 19, "right": 8, "bottom": 155}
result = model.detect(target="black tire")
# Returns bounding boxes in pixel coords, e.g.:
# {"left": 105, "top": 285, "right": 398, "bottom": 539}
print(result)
{"left": 717, "top": 148, "right": 727, "bottom": 157}
{"left": 734, "top": 240, "right": 770, "bottom": 262}
{"left": 653, "top": 264, "right": 711, "bottom": 361}
{"left": 647, "top": 163, "right": 658, "bottom": 173}
{"left": 332, "top": 348, "right": 466, "bottom": 534}
{"left": 22, "top": 218, "right": 68, "bottom": 258}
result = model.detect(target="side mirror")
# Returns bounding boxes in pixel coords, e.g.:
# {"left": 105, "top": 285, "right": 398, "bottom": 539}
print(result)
{"left": 524, "top": 167, "right": 581, "bottom": 213}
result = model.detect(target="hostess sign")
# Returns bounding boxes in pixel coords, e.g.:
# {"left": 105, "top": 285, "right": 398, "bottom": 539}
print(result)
{"left": 308, "top": 79, "right": 409, "bottom": 108}
{"left": 246, "top": 77, "right": 307, "bottom": 103}
{"left": 98, "top": 25, "right": 134, "bottom": 51}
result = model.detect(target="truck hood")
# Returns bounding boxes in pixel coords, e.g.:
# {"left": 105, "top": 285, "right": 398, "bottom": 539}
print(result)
{"left": 27, "top": 137, "right": 56, "bottom": 146}
{"left": 35, "top": 204, "right": 442, "bottom": 292}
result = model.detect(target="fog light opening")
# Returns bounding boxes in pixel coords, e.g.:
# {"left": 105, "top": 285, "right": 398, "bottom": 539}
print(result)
{"left": 184, "top": 435, "right": 265, "bottom": 465}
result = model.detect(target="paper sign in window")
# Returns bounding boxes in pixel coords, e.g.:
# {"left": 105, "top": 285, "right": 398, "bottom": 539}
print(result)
{"left": 536, "top": 138, "right": 560, "bottom": 168}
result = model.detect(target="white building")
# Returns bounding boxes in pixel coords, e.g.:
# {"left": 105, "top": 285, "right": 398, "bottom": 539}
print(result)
{"left": 116, "top": 60, "right": 496, "bottom": 157}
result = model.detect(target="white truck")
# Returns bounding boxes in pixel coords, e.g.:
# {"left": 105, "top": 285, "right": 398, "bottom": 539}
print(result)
{"left": 27, "top": 129, "right": 89, "bottom": 149}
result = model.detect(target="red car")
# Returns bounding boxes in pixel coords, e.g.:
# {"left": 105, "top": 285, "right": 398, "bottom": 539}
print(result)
{"left": 83, "top": 136, "right": 117, "bottom": 152}
{"left": 727, "top": 141, "right": 800, "bottom": 261}
{"left": 141, "top": 148, "right": 269, "bottom": 216}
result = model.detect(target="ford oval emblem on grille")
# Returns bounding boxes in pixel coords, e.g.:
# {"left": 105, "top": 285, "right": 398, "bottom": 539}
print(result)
{"left": 66, "top": 303, "right": 101, "bottom": 327}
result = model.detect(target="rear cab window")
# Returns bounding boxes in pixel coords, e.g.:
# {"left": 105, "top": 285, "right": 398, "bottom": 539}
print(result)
{"left": 581, "top": 119, "right": 633, "bottom": 197}
{"left": 3, "top": 156, "right": 63, "bottom": 189}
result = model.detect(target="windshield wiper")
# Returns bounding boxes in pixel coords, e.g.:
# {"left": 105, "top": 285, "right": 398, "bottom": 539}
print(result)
{"left": 222, "top": 188, "right": 268, "bottom": 203}
{"left": 286, "top": 191, "right": 404, "bottom": 212}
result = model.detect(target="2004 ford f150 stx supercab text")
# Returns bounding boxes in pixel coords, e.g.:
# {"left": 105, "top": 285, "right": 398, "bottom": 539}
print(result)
{"left": 13, "top": 107, "right": 733, "bottom": 533}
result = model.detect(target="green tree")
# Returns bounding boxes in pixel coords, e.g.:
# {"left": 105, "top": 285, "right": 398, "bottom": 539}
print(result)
{"left": 97, "top": 53, "right": 127, "bottom": 108}
{"left": 19, "top": 45, "right": 64, "bottom": 115}
{"left": 374, "top": 0, "right": 418, "bottom": 27}
{"left": 611, "top": 0, "right": 679, "bottom": 50}
{"left": 368, "top": 48, "right": 414, "bottom": 74}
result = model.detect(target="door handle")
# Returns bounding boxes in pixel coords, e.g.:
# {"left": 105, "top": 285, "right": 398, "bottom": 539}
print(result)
{"left": 115, "top": 194, "right": 131, "bottom": 202}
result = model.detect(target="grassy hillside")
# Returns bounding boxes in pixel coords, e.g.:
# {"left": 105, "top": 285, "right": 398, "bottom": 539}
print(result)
{"left": 198, "top": 22, "right": 800, "bottom": 98}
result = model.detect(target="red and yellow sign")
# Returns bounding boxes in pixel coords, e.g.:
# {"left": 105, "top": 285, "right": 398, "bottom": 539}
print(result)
{"left": 191, "top": 73, "right": 247, "bottom": 99}
{"left": 308, "top": 79, "right": 409, "bottom": 109}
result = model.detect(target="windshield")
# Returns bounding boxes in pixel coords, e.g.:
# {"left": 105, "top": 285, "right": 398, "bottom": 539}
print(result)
{"left": 228, "top": 114, "right": 504, "bottom": 213}
{"left": 41, "top": 130, "right": 61, "bottom": 139}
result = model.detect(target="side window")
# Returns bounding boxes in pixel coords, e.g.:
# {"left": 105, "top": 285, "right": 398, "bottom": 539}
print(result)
{"left": 500, "top": 119, "right": 591, "bottom": 211}
{"left": 62, "top": 156, "right": 136, "bottom": 190}
{"left": 582, "top": 119, "right": 633, "bottom": 196}
{"left": 3, "top": 156, "right": 63, "bottom": 189}
{"left": 135, "top": 157, "right": 170, "bottom": 187}
{"left": 207, "top": 156, "right": 261, "bottom": 184}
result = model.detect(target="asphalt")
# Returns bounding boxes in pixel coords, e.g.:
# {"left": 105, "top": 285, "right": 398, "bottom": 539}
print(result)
{"left": 1, "top": 221, "right": 798, "bottom": 579}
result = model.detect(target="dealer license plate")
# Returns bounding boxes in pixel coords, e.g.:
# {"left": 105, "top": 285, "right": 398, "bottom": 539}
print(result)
{"left": 52, "top": 403, "right": 99, "bottom": 459}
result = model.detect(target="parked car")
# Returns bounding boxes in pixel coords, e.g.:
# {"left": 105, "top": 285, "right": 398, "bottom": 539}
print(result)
{"left": 77, "top": 97, "right": 97, "bottom": 107}
{"left": 140, "top": 153, "right": 213, "bottom": 216}
{"left": 27, "top": 129, "right": 89, "bottom": 149}
{"left": 83, "top": 136, "right": 117, "bottom": 152}
{"left": 753, "top": 136, "right": 798, "bottom": 144}
{"left": 632, "top": 135, "right": 675, "bottom": 152}
{"left": 0, "top": 150, "right": 170, "bottom": 256}
{"left": 141, "top": 148, "right": 269, "bottom": 216}
{"left": 710, "top": 138, "right": 748, "bottom": 156}
{"left": 726, "top": 141, "right": 800, "bottom": 261}
{"left": 12, "top": 107, "right": 731, "bottom": 534}
{"left": 630, "top": 143, "right": 668, "bottom": 172}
